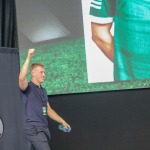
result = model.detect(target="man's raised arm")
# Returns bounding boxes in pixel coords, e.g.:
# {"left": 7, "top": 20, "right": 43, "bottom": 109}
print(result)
{"left": 19, "top": 49, "right": 35, "bottom": 90}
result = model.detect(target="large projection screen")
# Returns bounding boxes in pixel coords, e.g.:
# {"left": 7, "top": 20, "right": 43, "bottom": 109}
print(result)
{"left": 16, "top": 0, "right": 150, "bottom": 95}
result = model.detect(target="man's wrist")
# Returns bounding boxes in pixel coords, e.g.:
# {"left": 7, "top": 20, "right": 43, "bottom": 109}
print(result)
{"left": 61, "top": 120, "right": 66, "bottom": 125}
{"left": 26, "top": 57, "right": 31, "bottom": 61}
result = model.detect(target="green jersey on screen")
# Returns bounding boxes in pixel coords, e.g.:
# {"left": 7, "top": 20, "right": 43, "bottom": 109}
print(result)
{"left": 90, "top": 0, "right": 150, "bottom": 81}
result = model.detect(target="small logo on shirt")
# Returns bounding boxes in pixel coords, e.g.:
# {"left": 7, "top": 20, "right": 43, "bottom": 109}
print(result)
{"left": 42, "top": 107, "right": 47, "bottom": 115}
{"left": 0, "top": 118, "right": 4, "bottom": 139}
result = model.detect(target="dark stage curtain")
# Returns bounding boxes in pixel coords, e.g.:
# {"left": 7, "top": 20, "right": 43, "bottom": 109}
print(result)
{"left": 0, "top": 0, "right": 18, "bottom": 48}
{"left": 0, "top": 0, "right": 27, "bottom": 150}
{"left": 0, "top": 48, "right": 27, "bottom": 150}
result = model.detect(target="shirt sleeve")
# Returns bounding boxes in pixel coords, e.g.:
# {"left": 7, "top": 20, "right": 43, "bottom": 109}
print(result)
{"left": 20, "top": 83, "right": 30, "bottom": 95}
{"left": 90, "top": 0, "right": 116, "bottom": 24}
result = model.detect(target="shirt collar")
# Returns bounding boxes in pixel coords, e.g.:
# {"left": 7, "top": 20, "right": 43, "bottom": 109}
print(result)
{"left": 30, "top": 81, "right": 42, "bottom": 88}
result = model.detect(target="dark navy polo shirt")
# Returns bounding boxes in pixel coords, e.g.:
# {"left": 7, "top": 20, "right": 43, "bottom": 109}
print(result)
{"left": 21, "top": 81, "right": 48, "bottom": 127}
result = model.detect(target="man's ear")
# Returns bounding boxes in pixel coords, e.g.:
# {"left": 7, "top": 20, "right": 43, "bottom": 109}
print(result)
{"left": 31, "top": 70, "right": 35, "bottom": 77}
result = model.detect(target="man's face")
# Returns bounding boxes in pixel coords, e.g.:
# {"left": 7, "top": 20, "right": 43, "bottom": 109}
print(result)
{"left": 31, "top": 66, "right": 45, "bottom": 83}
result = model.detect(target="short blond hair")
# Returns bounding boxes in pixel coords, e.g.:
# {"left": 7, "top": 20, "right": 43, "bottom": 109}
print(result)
{"left": 30, "top": 63, "right": 44, "bottom": 73}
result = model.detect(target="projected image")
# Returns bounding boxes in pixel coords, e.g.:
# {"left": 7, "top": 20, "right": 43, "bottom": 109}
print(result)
{"left": 16, "top": 0, "right": 150, "bottom": 95}
{"left": 83, "top": 0, "right": 150, "bottom": 82}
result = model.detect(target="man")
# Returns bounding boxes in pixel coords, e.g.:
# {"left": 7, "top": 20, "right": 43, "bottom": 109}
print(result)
{"left": 19, "top": 49, "right": 71, "bottom": 150}
{"left": 90, "top": 0, "right": 150, "bottom": 80}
